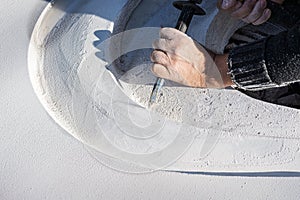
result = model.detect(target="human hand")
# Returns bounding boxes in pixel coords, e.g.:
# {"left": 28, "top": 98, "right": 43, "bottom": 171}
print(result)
{"left": 217, "top": 0, "right": 285, "bottom": 25}
{"left": 151, "top": 28, "right": 232, "bottom": 88}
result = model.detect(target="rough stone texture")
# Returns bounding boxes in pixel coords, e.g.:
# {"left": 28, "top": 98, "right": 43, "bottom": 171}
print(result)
{"left": 26, "top": 0, "right": 300, "bottom": 173}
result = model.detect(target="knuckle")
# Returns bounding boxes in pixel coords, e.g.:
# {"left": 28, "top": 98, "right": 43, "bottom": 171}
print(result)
{"left": 160, "top": 27, "right": 169, "bottom": 34}
{"left": 160, "top": 27, "right": 176, "bottom": 38}
{"left": 152, "top": 50, "right": 170, "bottom": 65}
{"left": 151, "top": 50, "right": 160, "bottom": 59}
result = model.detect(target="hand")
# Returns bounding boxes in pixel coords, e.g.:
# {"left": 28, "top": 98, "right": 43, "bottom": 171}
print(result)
{"left": 150, "top": 28, "right": 233, "bottom": 88}
{"left": 217, "top": 0, "right": 285, "bottom": 25}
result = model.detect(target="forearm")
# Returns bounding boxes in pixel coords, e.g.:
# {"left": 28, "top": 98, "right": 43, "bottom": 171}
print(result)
{"left": 212, "top": 0, "right": 300, "bottom": 90}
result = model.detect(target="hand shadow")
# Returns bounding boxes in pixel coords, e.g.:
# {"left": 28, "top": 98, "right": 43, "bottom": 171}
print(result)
{"left": 93, "top": 30, "right": 186, "bottom": 87}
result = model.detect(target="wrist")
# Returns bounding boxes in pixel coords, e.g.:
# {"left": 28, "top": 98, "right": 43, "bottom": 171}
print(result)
{"left": 214, "top": 54, "right": 234, "bottom": 87}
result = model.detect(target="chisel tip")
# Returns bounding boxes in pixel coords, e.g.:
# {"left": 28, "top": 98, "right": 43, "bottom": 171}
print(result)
{"left": 148, "top": 78, "right": 165, "bottom": 109}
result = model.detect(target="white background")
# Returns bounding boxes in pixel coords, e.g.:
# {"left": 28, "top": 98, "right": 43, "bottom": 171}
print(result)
{"left": 1, "top": 0, "right": 300, "bottom": 199}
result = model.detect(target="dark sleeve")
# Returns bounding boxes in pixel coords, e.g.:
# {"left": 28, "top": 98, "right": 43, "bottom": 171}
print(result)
{"left": 228, "top": 21, "right": 300, "bottom": 91}
{"left": 266, "top": 21, "right": 300, "bottom": 84}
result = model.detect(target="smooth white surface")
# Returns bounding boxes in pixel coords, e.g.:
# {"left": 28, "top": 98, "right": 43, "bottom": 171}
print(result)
{"left": 1, "top": 0, "right": 300, "bottom": 199}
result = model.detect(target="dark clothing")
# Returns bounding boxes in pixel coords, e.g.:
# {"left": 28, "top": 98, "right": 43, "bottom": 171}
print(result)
{"left": 228, "top": 21, "right": 300, "bottom": 90}
{"left": 266, "top": 21, "right": 300, "bottom": 85}
{"left": 227, "top": 0, "right": 300, "bottom": 108}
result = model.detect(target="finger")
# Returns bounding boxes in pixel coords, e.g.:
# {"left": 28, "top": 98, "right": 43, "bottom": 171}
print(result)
{"left": 242, "top": 0, "right": 267, "bottom": 23}
{"left": 218, "top": 0, "right": 239, "bottom": 10}
{"left": 151, "top": 50, "right": 170, "bottom": 66}
{"left": 228, "top": 1, "right": 243, "bottom": 12}
{"left": 252, "top": 8, "right": 271, "bottom": 25}
{"left": 231, "top": 0, "right": 257, "bottom": 19}
{"left": 151, "top": 63, "right": 171, "bottom": 79}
